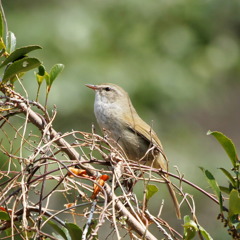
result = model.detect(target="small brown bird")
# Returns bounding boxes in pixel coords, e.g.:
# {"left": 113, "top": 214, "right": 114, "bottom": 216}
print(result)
{"left": 86, "top": 83, "right": 181, "bottom": 218}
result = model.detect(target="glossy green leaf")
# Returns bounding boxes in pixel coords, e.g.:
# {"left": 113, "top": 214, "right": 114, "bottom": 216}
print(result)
{"left": 201, "top": 168, "right": 223, "bottom": 212}
{"left": 146, "top": 184, "right": 159, "bottom": 201}
{"left": 9, "top": 72, "right": 24, "bottom": 84}
{"left": 4, "top": 223, "right": 22, "bottom": 239}
{"left": 38, "top": 65, "right": 45, "bottom": 76}
{"left": 6, "top": 31, "right": 16, "bottom": 53}
{"left": 183, "top": 215, "right": 197, "bottom": 240}
{"left": 2, "top": 57, "right": 41, "bottom": 83}
{"left": 207, "top": 130, "right": 238, "bottom": 167}
{"left": 183, "top": 215, "right": 213, "bottom": 240}
{"left": 62, "top": 227, "right": 71, "bottom": 240}
{"left": 229, "top": 189, "right": 240, "bottom": 218}
{"left": 199, "top": 226, "right": 213, "bottom": 240}
{"left": 49, "top": 63, "right": 64, "bottom": 86}
{"left": 219, "top": 168, "right": 236, "bottom": 188}
{"left": 65, "top": 223, "right": 82, "bottom": 240}
{"left": 35, "top": 65, "right": 46, "bottom": 85}
{"left": 45, "top": 73, "right": 50, "bottom": 91}
{"left": 35, "top": 74, "right": 45, "bottom": 85}
{"left": 52, "top": 233, "right": 67, "bottom": 240}
{"left": 0, "top": 210, "right": 10, "bottom": 220}
{"left": 0, "top": 45, "right": 42, "bottom": 68}
{"left": 44, "top": 218, "right": 68, "bottom": 240}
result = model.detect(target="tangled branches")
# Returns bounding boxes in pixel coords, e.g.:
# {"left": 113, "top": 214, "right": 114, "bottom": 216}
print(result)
{"left": 0, "top": 85, "right": 218, "bottom": 240}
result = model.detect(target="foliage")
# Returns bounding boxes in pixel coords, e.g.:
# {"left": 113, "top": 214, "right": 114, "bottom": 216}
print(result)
{"left": 203, "top": 131, "right": 240, "bottom": 239}
{"left": 183, "top": 215, "right": 213, "bottom": 240}
{"left": 0, "top": 1, "right": 238, "bottom": 240}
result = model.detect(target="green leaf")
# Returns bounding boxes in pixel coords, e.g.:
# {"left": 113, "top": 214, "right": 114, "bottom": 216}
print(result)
{"left": 0, "top": 38, "right": 6, "bottom": 50}
{"left": 65, "top": 223, "right": 82, "bottom": 240}
{"left": 6, "top": 31, "right": 16, "bottom": 53}
{"left": 183, "top": 215, "right": 213, "bottom": 240}
{"left": 0, "top": 38, "right": 5, "bottom": 50}
{"left": 219, "top": 186, "right": 231, "bottom": 195}
{"left": 207, "top": 130, "right": 238, "bottom": 168}
{"left": 4, "top": 224, "right": 23, "bottom": 239}
{"left": 219, "top": 168, "right": 236, "bottom": 188}
{"left": 62, "top": 228, "right": 71, "bottom": 240}
{"left": 0, "top": 210, "right": 10, "bottom": 220}
{"left": 183, "top": 215, "right": 197, "bottom": 240}
{"left": 201, "top": 168, "right": 223, "bottom": 212}
{"left": 229, "top": 189, "right": 240, "bottom": 218}
{"left": 35, "top": 73, "right": 45, "bottom": 85}
{"left": 52, "top": 233, "right": 67, "bottom": 240}
{"left": 0, "top": 45, "right": 42, "bottom": 68}
{"left": 45, "top": 72, "right": 50, "bottom": 85}
{"left": 44, "top": 218, "right": 68, "bottom": 240}
{"left": 48, "top": 63, "right": 64, "bottom": 86}
{"left": 2, "top": 57, "right": 41, "bottom": 83}
{"left": 199, "top": 225, "right": 213, "bottom": 240}
{"left": 0, "top": 10, "right": 4, "bottom": 38}
{"left": 38, "top": 65, "right": 45, "bottom": 76}
{"left": 35, "top": 65, "right": 46, "bottom": 85}
{"left": 146, "top": 184, "right": 159, "bottom": 201}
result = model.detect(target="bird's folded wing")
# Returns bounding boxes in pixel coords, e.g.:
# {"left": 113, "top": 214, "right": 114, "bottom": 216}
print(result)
{"left": 125, "top": 114, "right": 162, "bottom": 148}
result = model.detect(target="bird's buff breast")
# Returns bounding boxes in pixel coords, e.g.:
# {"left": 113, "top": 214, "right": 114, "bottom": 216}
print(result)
{"left": 94, "top": 100, "right": 157, "bottom": 164}
{"left": 94, "top": 100, "right": 123, "bottom": 135}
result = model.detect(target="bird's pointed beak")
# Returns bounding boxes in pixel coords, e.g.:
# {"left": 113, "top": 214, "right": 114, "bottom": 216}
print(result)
{"left": 85, "top": 84, "right": 99, "bottom": 91}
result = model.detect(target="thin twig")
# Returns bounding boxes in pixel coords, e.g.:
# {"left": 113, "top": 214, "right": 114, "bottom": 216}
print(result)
{"left": 82, "top": 200, "right": 97, "bottom": 240}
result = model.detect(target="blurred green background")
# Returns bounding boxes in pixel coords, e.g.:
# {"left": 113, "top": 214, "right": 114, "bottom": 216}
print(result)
{"left": 3, "top": 0, "right": 240, "bottom": 238}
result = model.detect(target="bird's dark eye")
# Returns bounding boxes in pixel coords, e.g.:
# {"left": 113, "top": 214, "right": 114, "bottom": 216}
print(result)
{"left": 104, "top": 87, "right": 111, "bottom": 91}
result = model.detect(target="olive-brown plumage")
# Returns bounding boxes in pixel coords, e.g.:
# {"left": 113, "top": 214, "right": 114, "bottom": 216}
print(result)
{"left": 86, "top": 83, "right": 181, "bottom": 218}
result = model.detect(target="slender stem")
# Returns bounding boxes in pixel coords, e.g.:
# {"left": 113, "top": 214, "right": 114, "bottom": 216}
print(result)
{"left": 152, "top": 168, "right": 221, "bottom": 207}
{"left": 36, "top": 84, "right": 41, "bottom": 102}
{"left": 44, "top": 89, "right": 49, "bottom": 109}
{"left": 82, "top": 200, "right": 97, "bottom": 240}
